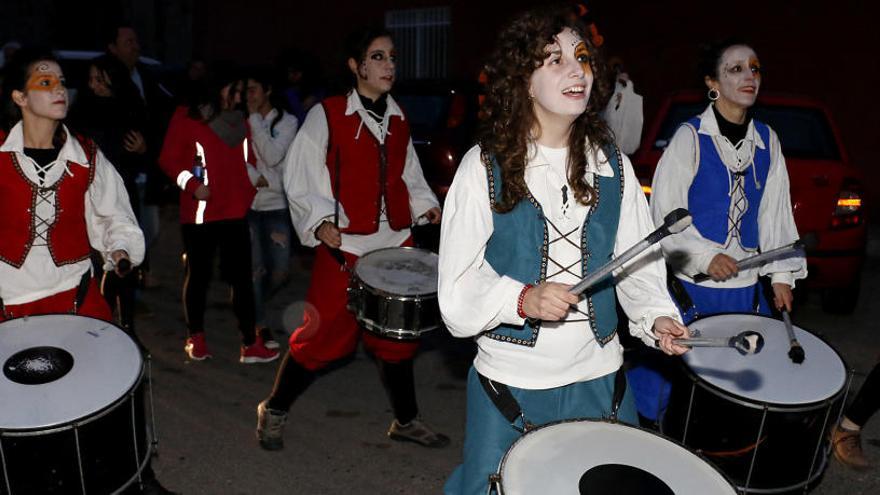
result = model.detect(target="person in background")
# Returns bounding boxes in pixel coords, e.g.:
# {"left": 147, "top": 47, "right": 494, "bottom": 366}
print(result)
{"left": 105, "top": 21, "right": 174, "bottom": 290}
{"left": 437, "top": 9, "right": 688, "bottom": 493}
{"left": 601, "top": 56, "right": 643, "bottom": 155}
{"left": 255, "top": 26, "right": 445, "bottom": 452}
{"left": 69, "top": 54, "right": 150, "bottom": 331}
{"left": 832, "top": 360, "right": 880, "bottom": 469}
{"left": 158, "top": 66, "right": 279, "bottom": 364}
{"left": 244, "top": 67, "right": 299, "bottom": 349}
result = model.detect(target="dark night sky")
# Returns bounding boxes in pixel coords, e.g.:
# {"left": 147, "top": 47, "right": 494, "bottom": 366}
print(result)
{"left": 2, "top": 0, "right": 878, "bottom": 213}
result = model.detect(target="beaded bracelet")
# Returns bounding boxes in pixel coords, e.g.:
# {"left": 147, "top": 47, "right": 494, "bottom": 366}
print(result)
{"left": 517, "top": 283, "right": 534, "bottom": 319}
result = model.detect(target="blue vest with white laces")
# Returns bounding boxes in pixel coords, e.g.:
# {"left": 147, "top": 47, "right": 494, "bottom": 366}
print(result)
{"left": 482, "top": 145, "right": 623, "bottom": 347}
{"left": 685, "top": 116, "right": 772, "bottom": 250}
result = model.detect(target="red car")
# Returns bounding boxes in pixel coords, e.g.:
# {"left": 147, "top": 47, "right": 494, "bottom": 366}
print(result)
{"left": 632, "top": 91, "right": 867, "bottom": 313}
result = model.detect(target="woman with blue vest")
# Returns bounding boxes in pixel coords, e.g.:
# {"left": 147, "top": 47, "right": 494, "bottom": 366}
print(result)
{"left": 438, "top": 8, "right": 689, "bottom": 494}
{"left": 650, "top": 40, "right": 806, "bottom": 322}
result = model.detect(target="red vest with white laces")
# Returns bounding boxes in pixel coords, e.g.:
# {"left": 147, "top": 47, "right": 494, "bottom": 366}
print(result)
{"left": 322, "top": 95, "right": 412, "bottom": 234}
{"left": 0, "top": 133, "right": 96, "bottom": 268}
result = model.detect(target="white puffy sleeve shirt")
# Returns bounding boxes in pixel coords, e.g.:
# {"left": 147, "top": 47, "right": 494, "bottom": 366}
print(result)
{"left": 0, "top": 124, "right": 144, "bottom": 305}
{"left": 650, "top": 105, "right": 807, "bottom": 288}
{"left": 438, "top": 143, "right": 681, "bottom": 389}
{"left": 281, "top": 92, "right": 440, "bottom": 256}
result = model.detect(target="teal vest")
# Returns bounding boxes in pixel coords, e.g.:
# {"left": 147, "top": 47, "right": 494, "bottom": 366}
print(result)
{"left": 483, "top": 145, "right": 623, "bottom": 347}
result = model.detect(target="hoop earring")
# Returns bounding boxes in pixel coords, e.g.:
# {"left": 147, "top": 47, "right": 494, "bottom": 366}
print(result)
{"left": 707, "top": 88, "right": 720, "bottom": 101}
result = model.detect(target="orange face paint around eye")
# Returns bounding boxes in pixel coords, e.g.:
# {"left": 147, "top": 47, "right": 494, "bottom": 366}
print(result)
{"left": 574, "top": 42, "right": 592, "bottom": 74}
{"left": 26, "top": 73, "right": 63, "bottom": 92}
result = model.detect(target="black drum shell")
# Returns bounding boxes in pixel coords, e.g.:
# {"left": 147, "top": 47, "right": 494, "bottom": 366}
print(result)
{"left": 663, "top": 354, "right": 846, "bottom": 493}
{"left": 0, "top": 362, "right": 149, "bottom": 495}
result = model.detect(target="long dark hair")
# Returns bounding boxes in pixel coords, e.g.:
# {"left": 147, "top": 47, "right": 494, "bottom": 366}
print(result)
{"left": 186, "top": 63, "right": 241, "bottom": 122}
{"left": 479, "top": 6, "right": 613, "bottom": 213}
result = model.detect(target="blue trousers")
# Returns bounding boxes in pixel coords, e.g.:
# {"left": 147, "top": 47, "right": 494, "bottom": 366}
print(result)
{"left": 627, "top": 280, "right": 771, "bottom": 421}
{"left": 247, "top": 208, "right": 292, "bottom": 327}
{"left": 444, "top": 366, "right": 637, "bottom": 495}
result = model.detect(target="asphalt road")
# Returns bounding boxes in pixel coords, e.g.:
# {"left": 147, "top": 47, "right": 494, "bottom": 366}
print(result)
{"left": 132, "top": 209, "right": 879, "bottom": 495}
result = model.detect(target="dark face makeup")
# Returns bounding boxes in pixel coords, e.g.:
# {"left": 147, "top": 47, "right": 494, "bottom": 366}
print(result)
{"left": 710, "top": 45, "right": 761, "bottom": 111}
{"left": 354, "top": 36, "right": 396, "bottom": 101}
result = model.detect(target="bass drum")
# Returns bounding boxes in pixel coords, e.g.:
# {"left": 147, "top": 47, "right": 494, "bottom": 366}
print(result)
{"left": 663, "top": 313, "right": 848, "bottom": 493}
{"left": 0, "top": 315, "right": 151, "bottom": 495}
{"left": 496, "top": 419, "right": 737, "bottom": 495}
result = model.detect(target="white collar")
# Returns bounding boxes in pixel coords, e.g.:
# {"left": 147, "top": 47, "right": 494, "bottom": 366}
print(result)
{"left": 344, "top": 90, "right": 405, "bottom": 121}
{"left": 525, "top": 140, "right": 615, "bottom": 178}
{"left": 0, "top": 122, "right": 89, "bottom": 166}
{"left": 697, "top": 104, "right": 766, "bottom": 150}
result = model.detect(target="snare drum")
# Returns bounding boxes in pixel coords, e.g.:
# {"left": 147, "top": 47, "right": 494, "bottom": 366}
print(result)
{"left": 663, "top": 314, "right": 848, "bottom": 493}
{"left": 0, "top": 315, "right": 152, "bottom": 494}
{"left": 347, "top": 247, "right": 440, "bottom": 339}
{"left": 496, "top": 419, "right": 737, "bottom": 495}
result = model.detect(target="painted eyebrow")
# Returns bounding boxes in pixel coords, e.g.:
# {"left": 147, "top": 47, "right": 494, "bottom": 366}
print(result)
{"left": 546, "top": 49, "right": 562, "bottom": 56}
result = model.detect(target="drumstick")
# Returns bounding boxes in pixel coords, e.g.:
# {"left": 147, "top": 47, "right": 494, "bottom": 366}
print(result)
{"left": 659, "top": 330, "right": 764, "bottom": 356}
{"left": 692, "top": 235, "right": 816, "bottom": 283}
{"left": 329, "top": 147, "right": 347, "bottom": 268}
{"left": 569, "top": 208, "right": 692, "bottom": 295}
{"left": 781, "top": 310, "right": 805, "bottom": 364}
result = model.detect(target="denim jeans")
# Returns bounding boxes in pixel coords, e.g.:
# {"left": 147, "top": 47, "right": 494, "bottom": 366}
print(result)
{"left": 248, "top": 208, "right": 292, "bottom": 327}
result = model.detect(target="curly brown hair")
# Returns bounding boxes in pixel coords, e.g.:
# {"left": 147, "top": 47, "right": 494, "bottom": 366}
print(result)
{"left": 479, "top": 6, "right": 613, "bottom": 213}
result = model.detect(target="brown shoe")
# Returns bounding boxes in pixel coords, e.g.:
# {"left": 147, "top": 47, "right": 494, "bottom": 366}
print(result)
{"left": 388, "top": 418, "right": 450, "bottom": 448}
{"left": 831, "top": 425, "right": 870, "bottom": 469}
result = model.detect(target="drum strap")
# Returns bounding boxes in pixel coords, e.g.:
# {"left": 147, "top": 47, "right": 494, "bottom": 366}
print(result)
{"left": 666, "top": 270, "right": 694, "bottom": 314}
{"left": 72, "top": 268, "right": 92, "bottom": 313}
{"left": 477, "top": 372, "right": 533, "bottom": 432}
{"left": 477, "top": 369, "right": 629, "bottom": 432}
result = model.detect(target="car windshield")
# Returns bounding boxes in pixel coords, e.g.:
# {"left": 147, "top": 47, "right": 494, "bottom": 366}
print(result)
{"left": 394, "top": 94, "right": 450, "bottom": 129}
{"left": 654, "top": 102, "right": 840, "bottom": 160}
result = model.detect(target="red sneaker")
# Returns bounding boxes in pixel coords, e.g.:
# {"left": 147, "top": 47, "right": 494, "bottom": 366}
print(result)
{"left": 241, "top": 336, "right": 280, "bottom": 364}
{"left": 184, "top": 333, "right": 212, "bottom": 360}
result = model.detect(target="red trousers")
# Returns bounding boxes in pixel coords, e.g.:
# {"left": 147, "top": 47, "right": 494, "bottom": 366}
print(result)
{"left": 1, "top": 278, "right": 112, "bottom": 322}
{"left": 288, "top": 242, "right": 419, "bottom": 371}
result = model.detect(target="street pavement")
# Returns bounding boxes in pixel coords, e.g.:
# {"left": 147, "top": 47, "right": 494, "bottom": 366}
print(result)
{"left": 134, "top": 209, "right": 879, "bottom": 494}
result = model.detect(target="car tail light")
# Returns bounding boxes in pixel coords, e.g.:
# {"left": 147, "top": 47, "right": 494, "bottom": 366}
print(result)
{"left": 639, "top": 177, "right": 652, "bottom": 197}
{"left": 831, "top": 179, "right": 864, "bottom": 229}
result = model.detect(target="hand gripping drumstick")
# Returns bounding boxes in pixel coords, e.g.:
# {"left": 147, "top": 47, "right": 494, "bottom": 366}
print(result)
{"left": 781, "top": 309, "right": 805, "bottom": 364}
{"left": 658, "top": 330, "right": 765, "bottom": 356}
{"left": 691, "top": 235, "right": 816, "bottom": 283}
{"left": 569, "top": 208, "right": 692, "bottom": 296}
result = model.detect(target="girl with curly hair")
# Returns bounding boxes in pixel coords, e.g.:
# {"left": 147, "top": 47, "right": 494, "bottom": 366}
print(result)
{"left": 438, "top": 7, "right": 689, "bottom": 493}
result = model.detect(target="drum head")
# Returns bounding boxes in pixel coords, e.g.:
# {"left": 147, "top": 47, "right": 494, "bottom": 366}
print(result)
{"left": 354, "top": 247, "right": 438, "bottom": 296}
{"left": 684, "top": 314, "right": 846, "bottom": 405}
{"left": 499, "top": 420, "right": 736, "bottom": 495}
{"left": 0, "top": 315, "right": 143, "bottom": 430}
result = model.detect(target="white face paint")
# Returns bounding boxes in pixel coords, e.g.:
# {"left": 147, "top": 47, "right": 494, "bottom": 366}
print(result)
{"left": 16, "top": 60, "right": 68, "bottom": 121}
{"left": 529, "top": 28, "right": 593, "bottom": 127}
{"left": 709, "top": 45, "right": 762, "bottom": 110}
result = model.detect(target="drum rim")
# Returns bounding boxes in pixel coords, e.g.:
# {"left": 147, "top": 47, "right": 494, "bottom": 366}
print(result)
{"left": 1, "top": 360, "right": 145, "bottom": 436}
{"left": 359, "top": 319, "right": 439, "bottom": 339}
{"left": 0, "top": 314, "right": 146, "bottom": 433}
{"left": 352, "top": 246, "right": 439, "bottom": 298}
{"left": 495, "top": 417, "right": 738, "bottom": 492}
{"left": 680, "top": 313, "right": 850, "bottom": 412}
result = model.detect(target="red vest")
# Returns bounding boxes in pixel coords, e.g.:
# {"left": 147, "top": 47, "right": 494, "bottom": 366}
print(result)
{"left": 323, "top": 96, "right": 412, "bottom": 234}
{"left": 0, "top": 134, "right": 96, "bottom": 268}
